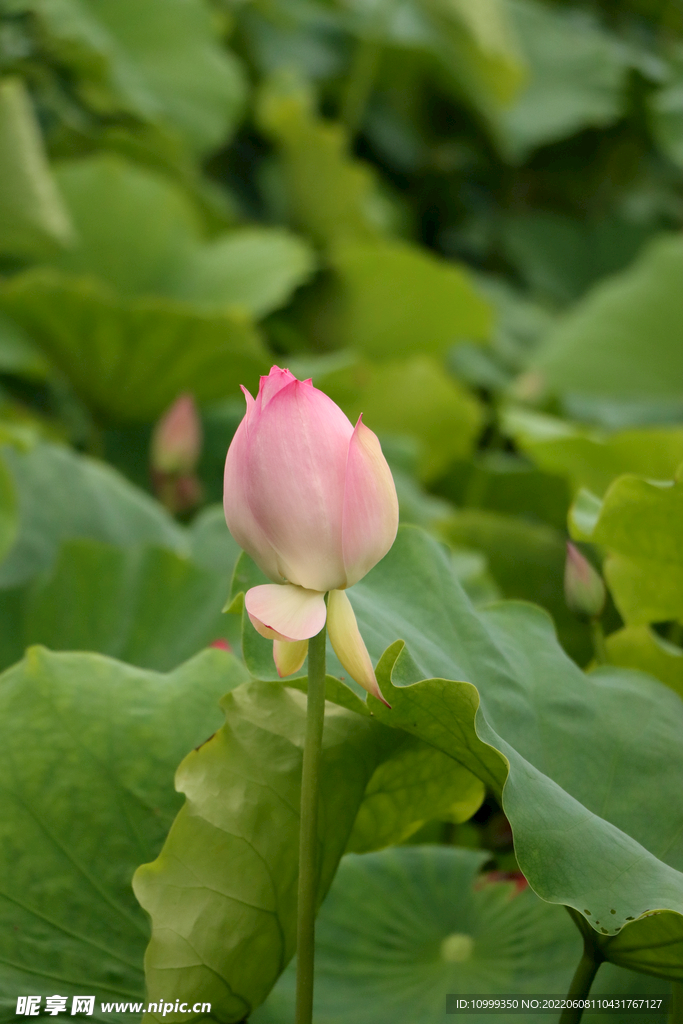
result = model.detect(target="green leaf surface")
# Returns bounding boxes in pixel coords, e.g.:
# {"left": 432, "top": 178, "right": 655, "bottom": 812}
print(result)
{"left": 0, "top": 440, "right": 185, "bottom": 588}
{"left": 0, "top": 538, "right": 233, "bottom": 673}
{"left": 35, "top": 0, "right": 246, "bottom": 153}
{"left": 0, "top": 645, "right": 248, "bottom": 1021}
{"left": 419, "top": 0, "right": 526, "bottom": 120}
{"left": 253, "top": 847, "right": 669, "bottom": 1024}
{"left": 433, "top": 451, "right": 571, "bottom": 532}
{"left": 0, "top": 77, "right": 74, "bottom": 258}
{"left": 496, "top": 0, "right": 628, "bottom": 161}
{"left": 605, "top": 626, "right": 683, "bottom": 702}
{"left": 502, "top": 212, "right": 651, "bottom": 303}
{"left": 133, "top": 680, "right": 397, "bottom": 1021}
{"left": 0, "top": 311, "right": 48, "bottom": 377}
{"left": 588, "top": 475, "right": 683, "bottom": 624}
{"left": 50, "top": 155, "right": 201, "bottom": 298}
{"left": 330, "top": 240, "right": 491, "bottom": 359}
{"left": 529, "top": 235, "right": 683, "bottom": 401}
{"left": 442, "top": 509, "right": 591, "bottom": 664}
{"left": 188, "top": 504, "right": 242, "bottom": 580}
{"left": 49, "top": 156, "right": 315, "bottom": 316}
{"left": 173, "top": 227, "right": 315, "bottom": 318}
{"left": 504, "top": 407, "right": 683, "bottom": 496}
{"left": 340, "top": 528, "right": 683, "bottom": 968}
{"left": 257, "top": 75, "right": 383, "bottom": 246}
{"left": 0, "top": 269, "right": 268, "bottom": 422}
{"left": 346, "top": 738, "right": 485, "bottom": 854}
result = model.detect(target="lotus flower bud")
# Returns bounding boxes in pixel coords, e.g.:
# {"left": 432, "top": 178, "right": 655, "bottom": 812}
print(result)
{"left": 224, "top": 366, "right": 399, "bottom": 701}
{"left": 151, "top": 393, "right": 203, "bottom": 515}
{"left": 151, "top": 394, "right": 202, "bottom": 475}
{"left": 564, "top": 542, "right": 606, "bottom": 619}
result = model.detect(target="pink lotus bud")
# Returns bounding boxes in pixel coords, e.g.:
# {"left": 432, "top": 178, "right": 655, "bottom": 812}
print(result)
{"left": 564, "top": 542, "right": 606, "bottom": 619}
{"left": 224, "top": 366, "right": 399, "bottom": 698}
{"left": 151, "top": 394, "right": 202, "bottom": 475}
{"left": 209, "top": 639, "right": 233, "bottom": 653}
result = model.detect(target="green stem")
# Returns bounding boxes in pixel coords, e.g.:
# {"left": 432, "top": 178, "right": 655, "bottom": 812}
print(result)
{"left": 559, "top": 948, "right": 602, "bottom": 1024}
{"left": 560, "top": 913, "right": 603, "bottom": 1024}
{"left": 590, "top": 618, "right": 607, "bottom": 665}
{"left": 294, "top": 625, "right": 327, "bottom": 1024}
{"left": 669, "top": 982, "right": 683, "bottom": 1023}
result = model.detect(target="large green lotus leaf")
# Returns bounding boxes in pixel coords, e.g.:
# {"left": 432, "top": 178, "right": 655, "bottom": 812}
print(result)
{"left": 0, "top": 311, "right": 48, "bottom": 377}
{"left": 0, "top": 440, "right": 185, "bottom": 588}
{"left": 605, "top": 626, "right": 683, "bottom": 702}
{"left": 0, "top": 77, "right": 74, "bottom": 258}
{"left": 133, "top": 681, "right": 399, "bottom": 1022}
{"left": 333, "top": 527, "right": 683, "bottom": 972}
{"left": 442, "top": 509, "right": 591, "bottom": 665}
{"left": 504, "top": 408, "right": 683, "bottom": 496}
{"left": 320, "top": 356, "right": 484, "bottom": 481}
{"left": 0, "top": 538, "right": 234, "bottom": 673}
{"left": 416, "top": 0, "right": 525, "bottom": 119}
{"left": 0, "top": 645, "right": 248, "bottom": 1021}
{"left": 433, "top": 451, "right": 570, "bottom": 533}
{"left": 188, "top": 504, "right": 242, "bottom": 580}
{"left": 587, "top": 475, "right": 683, "bottom": 624}
{"left": 345, "top": 736, "right": 485, "bottom": 854}
{"left": 528, "top": 235, "right": 683, "bottom": 401}
{"left": 253, "top": 847, "right": 669, "bottom": 1024}
{"left": 330, "top": 241, "right": 491, "bottom": 359}
{"left": 35, "top": 0, "right": 246, "bottom": 153}
{"left": 501, "top": 212, "right": 651, "bottom": 304}
{"left": 50, "top": 155, "right": 201, "bottom": 298}
{"left": 48, "top": 156, "right": 314, "bottom": 316}
{"left": 173, "top": 227, "right": 315, "bottom": 318}
{"left": 494, "top": 0, "right": 628, "bottom": 161}
{"left": 257, "top": 75, "right": 383, "bottom": 246}
{"left": 0, "top": 269, "right": 268, "bottom": 422}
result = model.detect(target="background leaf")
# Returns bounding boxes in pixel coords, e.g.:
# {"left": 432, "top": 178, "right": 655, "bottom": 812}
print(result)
{"left": 529, "top": 235, "right": 683, "bottom": 402}
{"left": 0, "top": 538, "right": 235, "bottom": 673}
{"left": 0, "top": 441, "right": 185, "bottom": 589}
{"left": 0, "top": 645, "right": 248, "bottom": 1021}
{"left": 0, "top": 270, "right": 268, "bottom": 422}
{"left": 0, "top": 77, "right": 73, "bottom": 258}
{"left": 342, "top": 527, "right": 683, "bottom": 971}
{"left": 330, "top": 240, "right": 491, "bottom": 359}
{"left": 253, "top": 847, "right": 669, "bottom": 1024}
{"left": 35, "top": 0, "right": 246, "bottom": 153}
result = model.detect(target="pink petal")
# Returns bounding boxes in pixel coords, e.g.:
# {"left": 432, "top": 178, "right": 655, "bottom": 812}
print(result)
{"left": 245, "top": 583, "right": 327, "bottom": 642}
{"left": 273, "top": 638, "right": 309, "bottom": 677}
{"left": 245, "top": 379, "right": 354, "bottom": 592}
{"left": 326, "top": 589, "right": 390, "bottom": 706}
{"left": 223, "top": 411, "right": 282, "bottom": 582}
{"left": 342, "top": 416, "right": 399, "bottom": 586}
{"left": 257, "top": 365, "right": 298, "bottom": 413}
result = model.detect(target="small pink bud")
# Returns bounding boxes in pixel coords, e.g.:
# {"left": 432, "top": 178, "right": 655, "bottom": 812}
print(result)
{"left": 209, "top": 639, "right": 232, "bottom": 653}
{"left": 476, "top": 871, "right": 528, "bottom": 896}
{"left": 151, "top": 394, "right": 202, "bottom": 475}
{"left": 564, "top": 542, "right": 606, "bottom": 619}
